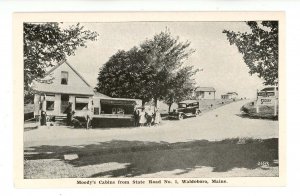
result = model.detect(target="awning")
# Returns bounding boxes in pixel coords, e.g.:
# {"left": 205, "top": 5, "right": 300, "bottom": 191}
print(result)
{"left": 45, "top": 95, "right": 55, "bottom": 101}
{"left": 100, "top": 99, "right": 136, "bottom": 106}
{"left": 76, "top": 97, "right": 89, "bottom": 103}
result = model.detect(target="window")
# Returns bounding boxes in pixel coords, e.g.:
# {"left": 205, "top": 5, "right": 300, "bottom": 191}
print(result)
{"left": 45, "top": 94, "right": 55, "bottom": 111}
{"left": 61, "top": 71, "right": 68, "bottom": 85}
{"left": 75, "top": 103, "right": 88, "bottom": 110}
{"left": 94, "top": 107, "right": 100, "bottom": 115}
{"left": 75, "top": 97, "right": 89, "bottom": 111}
{"left": 200, "top": 92, "right": 204, "bottom": 98}
{"left": 178, "top": 103, "right": 187, "bottom": 108}
{"left": 46, "top": 101, "right": 54, "bottom": 111}
{"left": 192, "top": 102, "right": 199, "bottom": 107}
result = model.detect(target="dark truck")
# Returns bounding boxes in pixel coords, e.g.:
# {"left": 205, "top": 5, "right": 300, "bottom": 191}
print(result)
{"left": 169, "top": 100, "right": 201, "bottom": 120}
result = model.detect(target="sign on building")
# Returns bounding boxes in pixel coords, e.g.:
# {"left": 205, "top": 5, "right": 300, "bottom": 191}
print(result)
{"left": 257, "top": 97, "right": 277, "bottom": 106}
{"left": 256, "top": 87, "right": 278, "bottom": 116}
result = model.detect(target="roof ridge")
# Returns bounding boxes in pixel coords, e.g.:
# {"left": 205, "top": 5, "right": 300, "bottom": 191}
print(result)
{"left": 45, "top": 60, "right": 66, "bottom": 75}
{"left": 195, "top": 86, "right": 216, "bottom": 92}
{"left": 44, "top": 60, "right": 91, "bottom": 87}
{"left": 64, "top": 61, "right": 91, "bottom": 87}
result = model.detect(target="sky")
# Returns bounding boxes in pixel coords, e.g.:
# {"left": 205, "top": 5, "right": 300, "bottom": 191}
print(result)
{"left": 65, "top": 21, "right": 265, "bottom": 99}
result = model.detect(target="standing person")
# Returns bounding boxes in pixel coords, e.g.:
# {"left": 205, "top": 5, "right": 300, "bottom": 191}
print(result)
{"left": 139, "top": 107, "right": 147, "bottom": 126}
{"left": 133, "top": 107, "right": 140, "bottom": 127}
{"left": 66, "top": 102, "right": 72, "bottom": 126}
{"left": 40, "top": 111, "right": 47, "bottom": 126}
{"left": 145, "top": 107, "right": 154, "bottom": 127}
{"left": 154, "top": 108, "right": 162, "bottom": 126}
{"left": 86, "top": 114, "right": 91, "bottom": 129}
{"left": 84, "top": 107, "right": 93, "bottom": 129}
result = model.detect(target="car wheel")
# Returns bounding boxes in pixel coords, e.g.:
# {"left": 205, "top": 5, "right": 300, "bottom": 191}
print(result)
{"left": 196, "top": 110, "right": 201, "bottom": 116}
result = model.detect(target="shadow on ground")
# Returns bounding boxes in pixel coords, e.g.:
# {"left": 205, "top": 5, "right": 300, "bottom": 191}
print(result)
{"left": 24, "top": 138, "right": 278, "bottom": 178}
{"left": 236, "top": 114, "right": 278, "bottom": 121}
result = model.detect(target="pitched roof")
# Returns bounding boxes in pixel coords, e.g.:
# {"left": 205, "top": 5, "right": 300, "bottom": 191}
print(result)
{"left": 261, "top": 87, "right": 278, "bottom": 91}
{"left": 93, "top": 91, "right": 111, "bottom": 98}
{"left": 227, "top": 92, "right": 238, "bottom": 95}
{"left": 100, "top": 98, "right": 137, "bottom": 106}
{"left": 195, "top": 87, "right": 216, "bottom": 92}
{"left": 32, "top": 82, "right": 94, "bottom": 95}
{"left": 32, "top": 60, "right": 94, "bottom": 95}
{"left": 45, "top": 60, "right": 91, "bottom": 87}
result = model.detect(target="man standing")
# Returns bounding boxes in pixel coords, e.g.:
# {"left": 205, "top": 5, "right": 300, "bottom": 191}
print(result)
{"left": 133, "top": 107, "right": 140, "bottom": 127}
{"left": 40, "top": 111, "right": 47, "bottom": 126}
{"left": 66, "top": 102, "right": 72, "bottom": 126}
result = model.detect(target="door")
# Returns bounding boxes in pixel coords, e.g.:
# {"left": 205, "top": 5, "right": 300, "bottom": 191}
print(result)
{"left": 61, "top": 94, "right": 69, "bottom": 114}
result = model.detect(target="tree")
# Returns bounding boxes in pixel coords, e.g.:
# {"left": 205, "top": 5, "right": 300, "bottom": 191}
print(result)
{"left": 223, "top": 21, "right": 278, "bottom": 85}
{"left": 139, "top": 30, "right": 195, "bottom": 107}
{"left": 95, "top": 47, "right": 154, "bottom": 104}
{"left": 24, "top": 22, "right": 98, "bottom": 103}
{"left": 96, "top": 30, "right": 197, "bottom": 107}
{"left": 164, "top": 66, "right": 198, "bottom": 112}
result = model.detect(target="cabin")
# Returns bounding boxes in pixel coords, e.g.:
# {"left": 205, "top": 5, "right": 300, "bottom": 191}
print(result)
{"left": 221, "top": 92, "right": 238, "bottom": 100}
{"left": 194, "top": 87, "right": 216, "bottom": 100}
{"left": 32, "top": 60, "right": 142, "bottom": 127}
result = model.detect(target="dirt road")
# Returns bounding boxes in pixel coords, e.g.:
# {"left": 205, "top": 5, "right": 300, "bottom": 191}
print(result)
{"left": 24, "top": 100, "right": 279, "bottom": 178}
{"left": 24, "top": 100, "right": 278, "bottom": 147}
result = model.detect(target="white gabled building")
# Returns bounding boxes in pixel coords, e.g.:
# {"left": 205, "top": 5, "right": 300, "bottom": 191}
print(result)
{"left": 32, "top": 60, "right": 94, "bottom": 117}
{"left": 32, "top": 60, "right": 142, "bottom": 127}
{"left": 221, "top": 92, "right": 238, "bottom": 100}
{"left": 194, "top": 87, "right": 216, "bottom": 100}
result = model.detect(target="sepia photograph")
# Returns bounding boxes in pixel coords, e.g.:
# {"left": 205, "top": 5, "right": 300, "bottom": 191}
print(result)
{"left": 14, "top": 12, "right": 285, "bottom": 187}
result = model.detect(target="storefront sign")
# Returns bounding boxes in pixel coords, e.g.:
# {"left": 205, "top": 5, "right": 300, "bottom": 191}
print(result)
{"left": 257, "top": 97, "right": 277, "bottom": 106}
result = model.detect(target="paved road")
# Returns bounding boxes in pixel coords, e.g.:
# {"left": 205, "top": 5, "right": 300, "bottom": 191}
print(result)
{"left": 24, "top": 100, "right": 278, "bottom": 147}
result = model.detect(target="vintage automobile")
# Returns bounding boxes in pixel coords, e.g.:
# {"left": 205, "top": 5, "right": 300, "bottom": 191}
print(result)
{"left": 169, "top": 100, "right": 201, "bottom": 120}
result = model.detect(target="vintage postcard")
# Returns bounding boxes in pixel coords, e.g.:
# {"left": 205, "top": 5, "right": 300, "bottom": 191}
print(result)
{"left": 14, "top": 12, "right": 285, "bottom": 187}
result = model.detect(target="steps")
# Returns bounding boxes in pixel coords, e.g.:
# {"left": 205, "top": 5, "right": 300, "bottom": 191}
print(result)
{"left": 51, "top": 115, "right": 67, "bottom": 126}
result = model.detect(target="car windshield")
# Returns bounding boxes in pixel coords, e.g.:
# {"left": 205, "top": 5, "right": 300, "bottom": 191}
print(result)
{"left": 178, "top": 103, "right": 187, "bottom": 108}
{"left": 191, "top": 102, "right": 199, "bottom": 107}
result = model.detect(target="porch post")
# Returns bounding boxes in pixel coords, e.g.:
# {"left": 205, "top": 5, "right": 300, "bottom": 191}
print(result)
{"left": 42, "top": 94, "right": 46, "bottom": 112}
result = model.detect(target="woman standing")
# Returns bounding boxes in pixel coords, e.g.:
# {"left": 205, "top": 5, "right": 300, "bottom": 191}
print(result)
{"left": 139, "top": 107, "right": 147, "bottom": 126}
{"left": 154, "top": 108, "right": 162, "bottom": 126}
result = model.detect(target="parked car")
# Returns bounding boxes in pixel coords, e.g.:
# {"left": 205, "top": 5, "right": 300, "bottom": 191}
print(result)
{"left": 169, "top": 100, "right": 201, "bottom": 120}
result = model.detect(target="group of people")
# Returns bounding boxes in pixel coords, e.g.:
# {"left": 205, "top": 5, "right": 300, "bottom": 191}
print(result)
{"left": 134, "top": 107, "right": 162, "bottom": 127}
{"left": 40, "top": 102, "right": 161, "bottom": 128}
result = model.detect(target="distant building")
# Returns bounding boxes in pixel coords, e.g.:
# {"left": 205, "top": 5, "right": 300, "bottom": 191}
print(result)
{"left": 221, "top": 92, "right": 238, "bottom": 100}
{"left": 194, "top": 87, "right": 216, "bottom": 100}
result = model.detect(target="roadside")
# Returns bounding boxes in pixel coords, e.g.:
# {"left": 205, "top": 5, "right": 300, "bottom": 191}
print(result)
{"left": 241, "top": 101, "right": 278, "bottom": 120}
{"left": 24, "top": 100, "right": 279, "bottom": 178}
{"left": 24, "top": 138, "right": 278, "bottom": 178}
{"left": 24, "top": 98, "right": 238, "bottom": 130}
{"left": 160, "top": 99, "right": 237, "bottom": 118}
{"left": 24, "top": 100, "right": 278, "bottom": 147}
